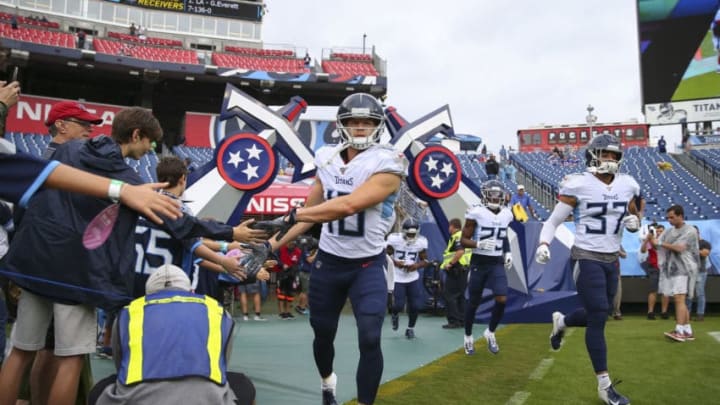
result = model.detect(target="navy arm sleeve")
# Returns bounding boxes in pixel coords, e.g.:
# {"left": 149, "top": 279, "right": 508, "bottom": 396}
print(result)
{"left": 0, "top": 152, "right": 60, "bottom": 207}
{"left": 158, "top": 213, "right": 234, "bottom": 241}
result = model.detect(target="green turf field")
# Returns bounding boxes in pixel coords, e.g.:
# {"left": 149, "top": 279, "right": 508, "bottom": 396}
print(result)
{"left": 673, "top": 71, "right": 720, "bottom": 101}
{"left": 366, "top": 315, "right": 720, "bottom": 405}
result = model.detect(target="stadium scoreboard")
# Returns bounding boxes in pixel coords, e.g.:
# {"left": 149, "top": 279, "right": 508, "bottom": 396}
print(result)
{"left": 106, "top": 0, "right": 262, "bottom": 22}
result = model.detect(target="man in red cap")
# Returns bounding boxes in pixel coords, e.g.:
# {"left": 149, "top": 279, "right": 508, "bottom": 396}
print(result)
{"left": 43, "top": 101, "right": 103, "bottom": 158}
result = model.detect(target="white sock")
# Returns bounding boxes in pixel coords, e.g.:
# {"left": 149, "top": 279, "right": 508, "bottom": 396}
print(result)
{"left": 321, "top": 372, "right": 337, "bottom": 392}
{"left": 684, "top": 324, "right": 692, "bottom": 335}
{"left": 675, "top": 324, "right": 683, "bottom": 333}
{"left": 597, "top": 373, "right": 611, "bottom": 390}
{"left": 464, "top": 334, "right": 473, "bottom": 342}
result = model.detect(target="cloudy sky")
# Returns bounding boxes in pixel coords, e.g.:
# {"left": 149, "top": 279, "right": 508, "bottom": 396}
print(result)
{"left": 262, "top": 0, "right": 663, "bottom": 153}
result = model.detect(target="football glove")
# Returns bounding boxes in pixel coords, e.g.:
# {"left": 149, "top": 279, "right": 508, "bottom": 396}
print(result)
{"left": 387, "top": 291, "right": 394, "bottom": 314}
{"left": 252, "top": 208, "right": 297, "bottom": 241}
{"left": 239, "top": 241, "right": 272, "bottom": 281}
{"left": 535, "top": 244, "right": 551, "bottom": 264}
{"left": 504, "top": 252, "right": 513, "bottom": 270}
{"left": 622, "top": 214, "right": 640, "bottom": 233}
{"left": 476, "top": 238, "right": 496, "bottom": 251}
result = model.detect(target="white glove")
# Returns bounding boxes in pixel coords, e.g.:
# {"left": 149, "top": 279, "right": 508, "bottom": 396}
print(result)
{"left": 535, "top": 244, "right": 550, "bottom": 264}
{"left": 622, "top": 214, "right": 640, "bottom": 232}
{"left": 504, "top": 252, "right": 512, "bottom": 270}
{"left": 476, "top": 238, "right": 496, "bottom": 251}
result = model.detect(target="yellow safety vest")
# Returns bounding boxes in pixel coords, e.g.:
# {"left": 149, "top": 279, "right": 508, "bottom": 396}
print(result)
{"left": 441, "top": 230, "right": 471, "bottom": 267}
{"left": 117, "top": 290, "right": 233, "bottom": 386}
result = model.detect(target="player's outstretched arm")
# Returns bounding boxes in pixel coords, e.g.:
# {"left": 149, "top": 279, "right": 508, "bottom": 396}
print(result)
{"left": 270, "top": 180, "right": 324, "bottom": 251}
{"left": 293, "top": 172, "right": 401, "bottom": 224}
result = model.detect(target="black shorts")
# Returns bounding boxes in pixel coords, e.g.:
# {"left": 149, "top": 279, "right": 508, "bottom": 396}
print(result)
{"left": 647, "top": 270, "right": 659, "bottom": 293}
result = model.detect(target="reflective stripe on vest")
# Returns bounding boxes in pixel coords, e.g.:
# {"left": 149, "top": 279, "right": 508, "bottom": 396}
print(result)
{"left": 121, "top": 293, "right": 228, "bottom": 385}
{"left": 442, "top": 231, "right": 471, "bottom": 267}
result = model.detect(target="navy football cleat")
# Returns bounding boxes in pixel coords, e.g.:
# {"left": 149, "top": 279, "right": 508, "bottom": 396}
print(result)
{"left": 391, "top": 314, "right": 399, "bottom": 331}
{"left": 598, "top": 380, "right": 630, "bottom": 405}
{"left": 405, "top": 328, "right": 416, "bottom": 339}
{"left": 550, "top": 311, "right": 565, "bottom": 350}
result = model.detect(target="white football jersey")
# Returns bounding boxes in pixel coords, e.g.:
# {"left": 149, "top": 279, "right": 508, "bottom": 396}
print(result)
{"left": 315, "top": 144, "right": 405, "bottom": 258}
{"left": 560, "top": 172, "right": 640, "bottom": 253}
{"left": 465, "top": 205, "right": 514, "bottom": 256}
{"left": 386, "top": 232, "right": 428, "bottom": 283}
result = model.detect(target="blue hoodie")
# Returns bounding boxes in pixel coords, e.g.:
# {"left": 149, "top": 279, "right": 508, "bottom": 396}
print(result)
{"left": 2, "top": 136, "right": 144, "bottom": 310}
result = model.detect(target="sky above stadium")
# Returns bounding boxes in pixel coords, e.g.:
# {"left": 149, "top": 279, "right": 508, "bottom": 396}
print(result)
{"left": 263, "top": 0, "right": 674, "bottom": 153}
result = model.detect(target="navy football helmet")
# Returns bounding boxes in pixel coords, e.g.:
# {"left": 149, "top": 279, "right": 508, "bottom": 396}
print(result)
{"left": 585, "top": 134, "right": 623, "bottom": 174}
{"left": 402, "top": 218, "right": 420, "bottom": 243}
{"left": 336, "top": 93, "right": 385, "bottom": 150}
{"left": 481, "top": 180, "right": 506, "bottom": 210}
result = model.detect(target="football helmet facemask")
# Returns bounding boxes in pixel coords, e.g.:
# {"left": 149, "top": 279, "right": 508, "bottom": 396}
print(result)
{"left": 401, "top": 218, "right": 420, "bottom": 244}
{"left": 336, "top": 93, "right": 385, "bottom": 150}
{"left": 585, "top": 134, "right": 623, "bottom": 174}
{"left": 481, "top": 180, "right": 506, "bottom": 210}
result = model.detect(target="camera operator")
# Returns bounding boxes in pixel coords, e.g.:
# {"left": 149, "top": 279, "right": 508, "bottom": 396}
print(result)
{"left": 641, "top": 224, "right": 665, "bottom": 319}
{"left": 295, "top": 235, "right": 318, "bottom": 315}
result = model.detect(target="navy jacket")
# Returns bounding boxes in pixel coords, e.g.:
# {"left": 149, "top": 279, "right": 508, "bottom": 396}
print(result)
{"left": 3, "top": 137, "right": 144, "bottom": 310}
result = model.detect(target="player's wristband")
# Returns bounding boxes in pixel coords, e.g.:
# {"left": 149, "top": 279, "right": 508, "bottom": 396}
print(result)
{"left": 108, "top": 180, "right": 124, "bottom": 203}
{"left": 219, "top": 241, "right": 228, "bottom": 254}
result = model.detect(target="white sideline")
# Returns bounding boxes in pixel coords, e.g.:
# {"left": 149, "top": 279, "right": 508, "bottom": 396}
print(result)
{"left": 505, "top": 391, "right": 531, "bottom": 405}
{"left": 709, "top": 331, "right": 720, "bottom": 343}
{"left": 528, "top": 358, "right": 554, "bottom": 380}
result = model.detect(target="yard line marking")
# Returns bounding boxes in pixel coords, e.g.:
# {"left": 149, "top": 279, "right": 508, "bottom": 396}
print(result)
{"left": 529, "top": 358, "right": 554, "bottom": 380}
{"left": 505, "top": 391, "right": 531, "bottom": 405}
{"left": 709, "top": 331, "right": 720, "bottom": 343}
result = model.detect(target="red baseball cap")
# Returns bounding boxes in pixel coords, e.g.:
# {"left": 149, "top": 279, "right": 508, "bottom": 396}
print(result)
{"left": 45, "top": 101, "right": 103, "bottom": 126}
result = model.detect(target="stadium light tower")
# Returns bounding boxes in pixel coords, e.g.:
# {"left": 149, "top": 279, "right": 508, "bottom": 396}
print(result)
{"left": 586, "top": 104, "right": 597, "bottom": 139}
{"left": 363, "top": 33, "right": 367, "bottom": 54}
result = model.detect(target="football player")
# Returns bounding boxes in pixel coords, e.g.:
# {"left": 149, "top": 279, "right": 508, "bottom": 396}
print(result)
{"left": 385, "top": 218, "right": 429, "bottom": 339}
{"left": 535, "top": 134, "right": 641, "bottom": 405}
{"left": 460, "top": 180, "right": 514, "bottom": 355}
{"left": 267, "top": 93, "right": 404, "bottom": 405}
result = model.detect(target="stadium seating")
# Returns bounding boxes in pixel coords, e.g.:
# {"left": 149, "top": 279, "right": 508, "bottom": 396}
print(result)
{"left": 212, "top": 52, "right": 307, "bottom": 73}
{"left": 511, "top": 147, "right": 720, "bottom": 221}
{"left": 321, "top": 60, "right": 378, "bottom": 76}
{"left": 173, "top": 145, "right": 214, "bottom": 170}
{"left": 93, "top": 39, "right": 199, "bottom": 64}
{"left": 225, "top": 46, "right": 295, "bottom": 58}
{"left": 107, "top": 31, "right": 183, "bottom": 48}
{"left": 691, "top": 149, "right": 720, "bottom": 172}
{"left": 0, "top": 23, "right": 74, "bottom": 48}
{"left": 330, "top": 52, "right": 372, "bottom": 62}
{"left": 457, "top": 154, "right": 551, "bottom": 219}
{"left": 0, "top": 12, "right": 60, "bottom": 29}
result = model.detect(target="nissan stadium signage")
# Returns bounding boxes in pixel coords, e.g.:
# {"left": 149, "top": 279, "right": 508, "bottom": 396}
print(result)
{"left": 104, "top": 0, "right": 263, "bottom": 22}
{"left": 645, "top": 98, "right": 720, "bottom": 125}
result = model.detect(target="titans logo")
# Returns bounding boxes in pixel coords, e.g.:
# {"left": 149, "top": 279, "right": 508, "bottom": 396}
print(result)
{"left": 386, "top": 106, "right": 482, "bottom": 240}
{"left": 185, "top": 83, "right": 316, "bottom": 223}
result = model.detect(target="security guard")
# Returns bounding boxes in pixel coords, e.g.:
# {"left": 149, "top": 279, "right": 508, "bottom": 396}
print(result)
{"left": 440, "top": 218, "right": 471, "bottom": 329}
{"left": 90, "top": 264, "right": 255, "bottom": 405}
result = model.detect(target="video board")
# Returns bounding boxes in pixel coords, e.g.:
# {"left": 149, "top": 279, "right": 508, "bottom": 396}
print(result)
{"left": 637, "top": 0, "right": 720, "bottom": 104}
{"left": 104, "top": 0, "right": 263, "bottom": 22}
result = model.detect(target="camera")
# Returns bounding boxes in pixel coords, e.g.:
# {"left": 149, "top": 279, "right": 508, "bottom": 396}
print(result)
{"left": 649, "top": 227, "right": 656, "bottom": 237}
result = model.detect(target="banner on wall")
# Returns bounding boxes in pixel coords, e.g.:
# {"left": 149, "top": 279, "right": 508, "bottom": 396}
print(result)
{"left": 645, "top": 97, "right": 720, "bottom": 125}
{"left": 6, "top": 95, "right": 122, "bottom": 135}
